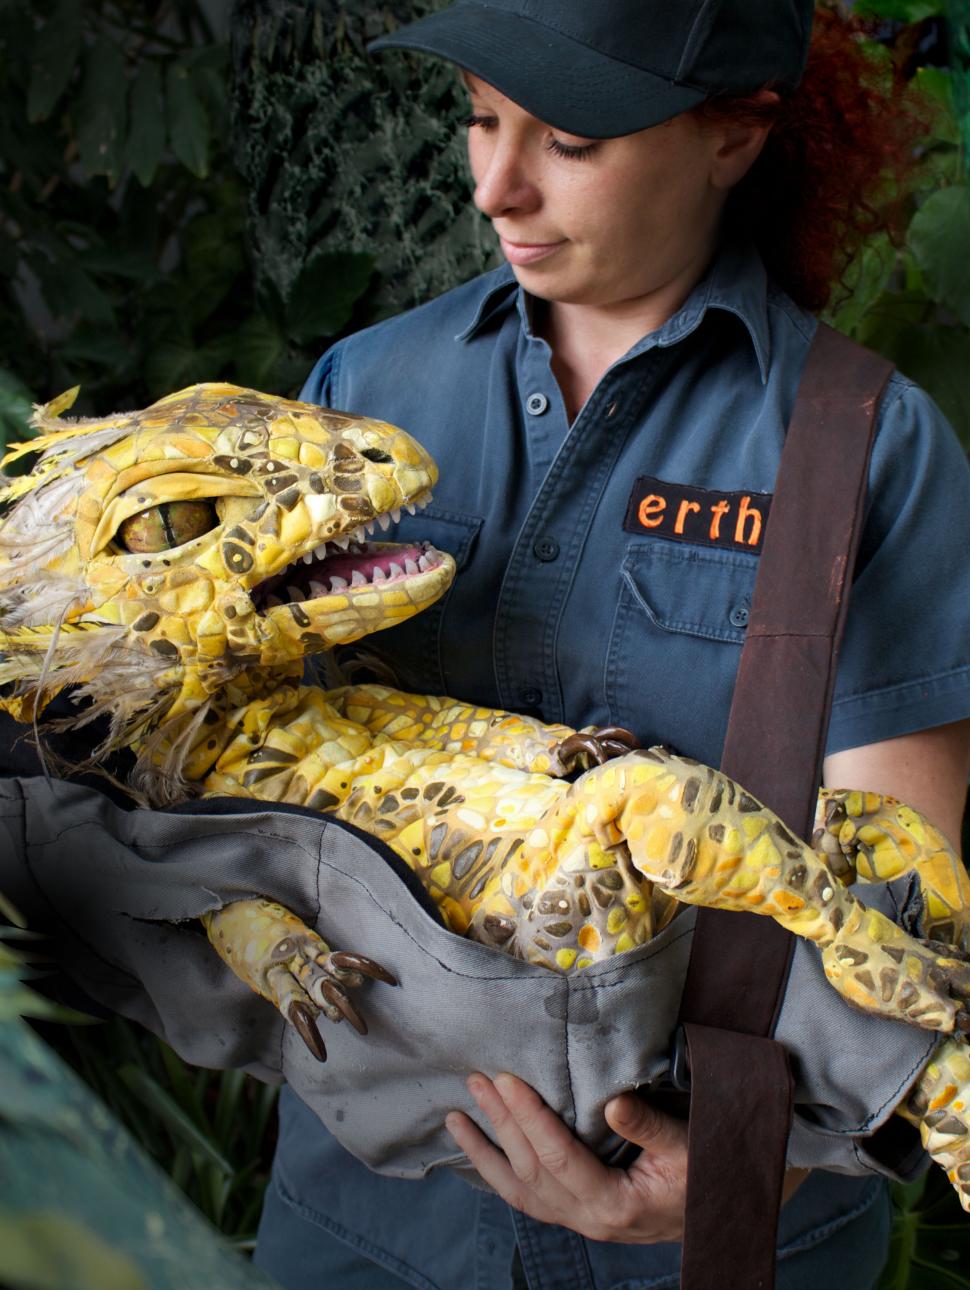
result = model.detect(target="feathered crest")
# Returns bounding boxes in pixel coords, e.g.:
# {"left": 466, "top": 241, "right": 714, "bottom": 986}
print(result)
{"left": 0, "top": 386, "right": 137, "bottom": 507}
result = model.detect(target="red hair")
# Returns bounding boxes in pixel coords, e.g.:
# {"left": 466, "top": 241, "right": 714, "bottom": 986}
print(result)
{"left": 693, "top": 6, "right": 929, "bottom": 311}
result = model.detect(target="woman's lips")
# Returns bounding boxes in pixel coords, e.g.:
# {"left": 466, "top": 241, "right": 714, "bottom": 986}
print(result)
{"left": 499, "top": 237, "right": 566, "bottom": 266}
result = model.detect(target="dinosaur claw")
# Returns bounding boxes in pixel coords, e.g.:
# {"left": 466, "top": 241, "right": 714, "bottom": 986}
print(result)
{"left": 330, "top": 951, "right": 398, "bottom": 985}
{"left": 288, "top": 1000, "right": 328, "bottom": 1062}
{"left": 322, "top": 980, "right": 368, "bottom": 1035}
{"left": 591, "top": 726, "right": 640, "bottom": 751}
{"left": 557, "top": 733, "right": 608, "bottom": 769}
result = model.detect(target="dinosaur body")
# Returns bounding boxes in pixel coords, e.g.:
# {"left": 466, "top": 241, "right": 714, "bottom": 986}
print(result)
{"left": 1, "top": 384, "right": 969, "bottom": 1208}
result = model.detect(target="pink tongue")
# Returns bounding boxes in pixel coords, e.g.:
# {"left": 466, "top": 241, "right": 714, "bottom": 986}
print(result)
{"left": 320, "top": 544, "right": 425, "bottom": 582}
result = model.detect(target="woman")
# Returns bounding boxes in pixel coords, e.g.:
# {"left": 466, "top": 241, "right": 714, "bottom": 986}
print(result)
{"left": 253, "top": 2, "right": 970, "bottom": 1287}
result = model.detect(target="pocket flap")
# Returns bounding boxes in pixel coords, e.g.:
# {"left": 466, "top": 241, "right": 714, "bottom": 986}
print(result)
{"left": 389, "top": 507, "right": 482, "bottom": 572}
{"left": 621, "top": 541, "right": 758, "bottom": 644}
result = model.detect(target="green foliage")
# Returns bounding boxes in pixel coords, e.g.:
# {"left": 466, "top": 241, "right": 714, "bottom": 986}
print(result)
{"left": 827, "top": 48, "right": 970, "bottom": 448}
{"left": 857, "top": 1, "right": 946, "bottom": 20}
{"left": 878, "top": 1170, "right": 970, "bottom": 1289}
{"left": 0, "top": 912, "right": 277, "bottom": 1288}
{"left": 0, "top": 0, "right": 375, "bottom": 452}
{"left": 230, "top": 0, "right": 499, "bottom": 319}
{"left": 57, "top": 1017, "right": 279, "bottom": 1243}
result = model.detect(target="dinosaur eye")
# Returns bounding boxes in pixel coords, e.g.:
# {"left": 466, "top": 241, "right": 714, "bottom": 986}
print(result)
{"left": 117, "top": 500, "right": 219, "bottom": 553}
{"left": 359, "top": 448, "right": 394, "bottom": 464}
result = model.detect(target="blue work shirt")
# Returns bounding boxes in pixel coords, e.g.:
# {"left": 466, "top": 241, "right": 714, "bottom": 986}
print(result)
{"left": 254, "top": 242, "right": 970, "bottom": 1290}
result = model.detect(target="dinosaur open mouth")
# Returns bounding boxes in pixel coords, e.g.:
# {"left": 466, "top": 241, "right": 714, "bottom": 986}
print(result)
{"left": 251, "top": 540, "right": 447, "bottom": 612}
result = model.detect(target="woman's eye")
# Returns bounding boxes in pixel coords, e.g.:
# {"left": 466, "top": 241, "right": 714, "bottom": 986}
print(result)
{"left": 117, "top": 500, "right": 219, "bottom": 553}
{"left": 463, "top": 112, "right": 497, "bottom": 132}
{"left": 545, "top": 137, "right": 598, "bottom": 162}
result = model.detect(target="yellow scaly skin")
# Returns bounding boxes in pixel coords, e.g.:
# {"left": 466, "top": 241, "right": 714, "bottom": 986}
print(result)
{"left": 1, "top": 385, "right": 969, "bottom": 1208}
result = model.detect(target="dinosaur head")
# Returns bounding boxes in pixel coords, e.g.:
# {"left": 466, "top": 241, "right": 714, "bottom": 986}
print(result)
{"left": 0, "top": 383, "right": 455, "bottom": 748}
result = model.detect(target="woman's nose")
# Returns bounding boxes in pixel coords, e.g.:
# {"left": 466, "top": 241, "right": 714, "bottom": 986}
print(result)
{"left": 472, "top": 142, "right": 540, "bottom": 219}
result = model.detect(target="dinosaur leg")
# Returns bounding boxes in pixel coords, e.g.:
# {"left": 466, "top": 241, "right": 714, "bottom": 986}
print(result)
{"left": 201, "top": 899, "right": 395, "bottom": 1061}
{"left": 329, "top": 683, "right": 637, "bottom": 775}
{"left": 486, "top": 751, "right": 970, "bottom": 1031}
{"left": 897, "top": 1036, "right": 970, "bottom": 1212}
{"left": 611, "top": 753, "right": 970, "bottom": 1032}
{"left": 813, "top": 789, "right": 970, "bottom": 953}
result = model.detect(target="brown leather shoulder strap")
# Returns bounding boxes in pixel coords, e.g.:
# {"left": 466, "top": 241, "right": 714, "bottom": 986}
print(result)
{"left": 677, "top": 324, "right": 894, "bottom": 1290}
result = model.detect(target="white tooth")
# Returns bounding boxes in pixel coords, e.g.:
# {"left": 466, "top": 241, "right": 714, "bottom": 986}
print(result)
{"left": 372, "top": 566, "right": 386, "bottom": 581}
{"left": 365, "top": 521, "right": 376, "bottom": 536}
{"left": 351, "top": 570, "right": 367, "bottom": 586}
{"left": 303, "top": 552, "right": 313, "bottom": 564}
{"left": 404, "top": 558, "right": 419, "bottom": 575}
{"left": 377, "top": 513, "right": 391, "bottom": 532}
{"left": 332, "top": 536, "right": 349, "bottom": 552}
{"left": 287, "top": 585, "right": 303, "bottom": 601}
{"left": 309, "top": 581, "right": 328, "bottom": 598}
{"left": 391, "top": 508, "right": 401, "bottom": 523}
{"left": 316, "top": 543, "right": 330, "bottom": 558}
{"left": 330, "top": 576, "right": 348, "bottom": 589}
{"left": 405, "top": 503, "right": 416, "bottom": 516}
{"left": 388, "top": 562, "right": 403, "bottom": 578}
{"left": 417, "top": 555, "right": 431, "bottom": 571}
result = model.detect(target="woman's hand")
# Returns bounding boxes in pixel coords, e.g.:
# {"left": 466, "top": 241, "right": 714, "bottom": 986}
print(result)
{"left": 445, "top": 1072, "right": 689, "bottom": 1244}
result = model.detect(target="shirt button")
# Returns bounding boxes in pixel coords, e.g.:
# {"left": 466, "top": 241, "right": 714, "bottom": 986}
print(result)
{"left": 729, "top": 606, "right": 750, "bottom": 628}
{"left": 533, "top": 536, "right": 560, "bottom": 562}
{"left": 519, "top": 687, "right": 543, "bottom": 707}
{"left": 526, "top": 392, "right": 549, "bottom": 416}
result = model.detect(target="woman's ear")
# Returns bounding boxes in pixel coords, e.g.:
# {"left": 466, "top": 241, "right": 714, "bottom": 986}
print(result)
{"left": 709, "top": 89, "right": 780, "bottom": 191}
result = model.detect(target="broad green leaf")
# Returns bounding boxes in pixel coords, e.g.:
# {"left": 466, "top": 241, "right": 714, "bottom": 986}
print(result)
{"left": 285, "top": 252, "right": 374, "bottom": 345}
{"left": 117, "top": 1064, "right": 233, "bottom": 1176}
{"left": 856, "top": 0, "right": 945, "bottom": 18}
{"left": 166, "top": 61, "right": 210, "bottom": 179}
{"left": 0, "top": 1211, "right": 146, "bottom": 1290}
{"left": 828, "top": 235, "right": 897, "bottom": 337}
{"left": 76, "top": 41, "right": 128, "bottom": 183}
{"left": 233, "top": 313, "right": 287, "bottom": 389}
{"left": 908, "top": 186, "right": 970, "bottom": 326}
{"left": 34, "top": 259, "right": 116, "bottom": 327}
{"left": 856, "top": 312, "right": 970, "bottom": 448}
{"left": 144, "top": 331, "right": 234, "bottom": 397}
{"left": 125, "top": 62, "right": 166, "bottom": 188}
{"left": 909, "top": 68, "right": 959, "bottom": 147}
{"left": 0, "top": 367, "right": 34, "bottom": 453}
{"left": 58, "top": 329, "right": 133, "bottom": 371}
{"left": 26, "top": 0, "right": 82, "bottom": 123}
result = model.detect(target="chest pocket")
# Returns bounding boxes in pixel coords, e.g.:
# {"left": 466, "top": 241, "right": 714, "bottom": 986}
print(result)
{"left": 333, "top": 508, "right": 482, "bottom": 695}
{"left": 604, "top": 540, "right": 758, "bottom": 758}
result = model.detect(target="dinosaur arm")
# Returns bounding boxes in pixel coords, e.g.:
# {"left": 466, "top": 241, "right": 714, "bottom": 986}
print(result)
{"left": 326, "top": 683, "right": 588, "bottom": 774}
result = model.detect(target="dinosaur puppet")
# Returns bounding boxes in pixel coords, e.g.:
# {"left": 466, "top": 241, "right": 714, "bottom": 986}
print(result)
{"left": 1, "top": 383, "right": 969, "bottom": 1208}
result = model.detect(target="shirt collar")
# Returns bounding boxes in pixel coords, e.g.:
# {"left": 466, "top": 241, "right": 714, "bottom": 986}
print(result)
{"left": 455, "top": 241, "right": 772, "bottom": 385}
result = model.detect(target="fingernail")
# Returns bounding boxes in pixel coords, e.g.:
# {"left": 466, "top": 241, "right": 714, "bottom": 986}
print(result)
{"left": 467, "top": 1075, "right": 485, "bottom": 1102}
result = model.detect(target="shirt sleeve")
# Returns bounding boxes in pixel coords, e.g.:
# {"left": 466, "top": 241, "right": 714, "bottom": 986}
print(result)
{"left": 828, "top": 376, "right": 970, "bottom": 753}
{"left": 299, "top": 345, "right": 340, "bottom": 407}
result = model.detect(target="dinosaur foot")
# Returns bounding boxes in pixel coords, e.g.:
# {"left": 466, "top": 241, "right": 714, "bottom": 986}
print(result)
{"left": 266, "top": 935, "right": 397, "bottom": 1060}
{"left": 555, "top": 725, "right": 640, "bottom": 774}
{"left": 823, "top": 921, "right": 970, "bottom": 1035}
{"left": 203, "top": 899, "right": 397, "bottom": 1061}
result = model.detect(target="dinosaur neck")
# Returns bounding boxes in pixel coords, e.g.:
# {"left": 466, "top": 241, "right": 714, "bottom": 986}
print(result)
{"left": 137, "top": 660, "right": 307, "bottom": 789}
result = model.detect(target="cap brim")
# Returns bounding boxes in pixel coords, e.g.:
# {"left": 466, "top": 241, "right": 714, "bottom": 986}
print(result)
{"left": 368, "top": 7, "right": 706, "bottom": 139}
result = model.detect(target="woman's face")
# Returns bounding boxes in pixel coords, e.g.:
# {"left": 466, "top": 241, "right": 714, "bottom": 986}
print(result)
{"left": 463, "top": 74, "right": 745, "bottom": 311}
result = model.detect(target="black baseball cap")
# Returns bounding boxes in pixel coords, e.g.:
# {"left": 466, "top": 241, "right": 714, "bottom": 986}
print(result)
{"left": 369, "top": 0, "right": 815, "bottom": 139}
